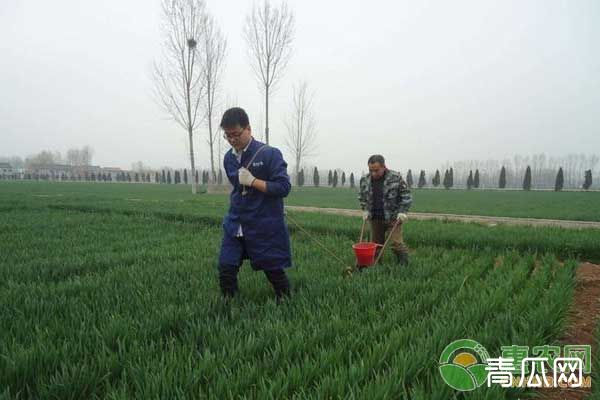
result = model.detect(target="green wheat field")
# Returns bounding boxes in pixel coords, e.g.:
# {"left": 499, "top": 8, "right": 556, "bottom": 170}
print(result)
{"left": 1, "top": 181, "right": 600, "bottom": 399}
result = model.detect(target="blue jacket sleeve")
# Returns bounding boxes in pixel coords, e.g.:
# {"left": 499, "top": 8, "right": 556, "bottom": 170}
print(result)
{"left": 265, "top": 148, "right": 291, "bottom": 198}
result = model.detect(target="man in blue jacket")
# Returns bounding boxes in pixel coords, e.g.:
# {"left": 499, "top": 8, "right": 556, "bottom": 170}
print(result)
{"left": 218, "top": 107, "right": 292, "bottom": 301}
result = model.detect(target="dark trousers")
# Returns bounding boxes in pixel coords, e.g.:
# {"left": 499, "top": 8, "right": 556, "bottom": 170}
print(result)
{"left": 371, "top": 218, "right": 409, "bottom": 262}
{"left": 218, "top": 238, "right": 290, "bottom": 298}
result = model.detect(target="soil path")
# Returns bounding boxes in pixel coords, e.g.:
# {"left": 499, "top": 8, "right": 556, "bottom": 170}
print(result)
{"left": 538, "top": 262, "right": 600, "bottom": 399}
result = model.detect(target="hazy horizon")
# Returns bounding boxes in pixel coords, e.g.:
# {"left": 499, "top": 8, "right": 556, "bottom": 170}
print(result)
{"left": 1, "top": 0, "right": 599, "bottom": 174}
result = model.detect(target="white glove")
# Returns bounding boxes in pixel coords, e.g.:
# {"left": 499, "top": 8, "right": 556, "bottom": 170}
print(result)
{"left": 362, "top": 211, "right": 369, "bottom": 221}
{"left": 238, "top": 167, "right": 256, "bottom": 187}
{"left": 397, "top": 212, "right": 408, "bottom": 222}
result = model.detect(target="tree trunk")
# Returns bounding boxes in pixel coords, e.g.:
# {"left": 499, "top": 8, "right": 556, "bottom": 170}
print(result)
{"left": 185, "top": 44, "right": 197, "bottom": 195}
{"left": 188, "top": 126, "right": 198, "bottom": 194}
{"left": 265, "top": 85, "right": 270, "bottom": 145}
{"left": 208, "top": 112, "right": 215, "bottom": 182}
{"left": 207, "top": 77, "right": 216, "bottom": 183}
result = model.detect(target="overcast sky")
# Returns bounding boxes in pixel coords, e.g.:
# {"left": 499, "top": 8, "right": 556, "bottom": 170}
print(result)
{"left": 1, "top": 0, "right": 599, "bottom": 174}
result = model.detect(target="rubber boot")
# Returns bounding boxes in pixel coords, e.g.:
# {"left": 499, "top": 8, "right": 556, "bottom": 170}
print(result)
{"left": 264, "top": 269, "right": 291, "bottom": 303}
{"left": 218, "top": 264, "right": 240, "bottom": 298}
{"left": 396, "top": 252, "right": 409, "bottom": 266}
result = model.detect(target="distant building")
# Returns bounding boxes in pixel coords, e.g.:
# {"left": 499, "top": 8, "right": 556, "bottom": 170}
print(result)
{"left": 31, "top": 164, "right": 72, "bottom": 178}
{"left": 1, "top": 162, "right": 13, "bottom": 179}
{"left": 0, "top": 163, "right": 25, "bottom": 180}
{"left": 0, "top": 162, "right": 12, "bottom": 173}
{"left": 101, "top": 167, "right": 122, "bottom": 173}
{"left": 101, "top": 167, "right": 123, "bottom": 180}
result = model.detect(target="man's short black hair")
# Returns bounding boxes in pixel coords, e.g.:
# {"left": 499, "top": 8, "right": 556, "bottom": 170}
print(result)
{"left": 368, "top": 154, "right": 385, "bottom": 165}
{"left": 220, "top": 107, "right": 249, "bottom": 129}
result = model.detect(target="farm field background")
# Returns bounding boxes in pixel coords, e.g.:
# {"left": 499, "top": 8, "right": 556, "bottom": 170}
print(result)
{"left": 287, "top": 187, "right": 600, "bottom": 222}
{"left": 2, "top": 181, "right": 600, "bottom": 222}
{"left": 1, "top": 181, "right": 600, "bottom": 398}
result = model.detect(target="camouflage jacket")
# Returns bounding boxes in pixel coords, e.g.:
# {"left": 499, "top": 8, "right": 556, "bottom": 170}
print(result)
{"left": 359, "top": 169, "right": 412, "bottom": 222}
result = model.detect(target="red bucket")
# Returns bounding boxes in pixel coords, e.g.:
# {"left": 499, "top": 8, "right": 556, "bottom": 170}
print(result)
{"left": 352, "top": 242, "right": 378, "bottom": 267}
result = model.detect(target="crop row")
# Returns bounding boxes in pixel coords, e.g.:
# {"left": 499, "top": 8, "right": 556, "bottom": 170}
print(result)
{"left": 0, "top": 206, "right": 576, "bottom": 399}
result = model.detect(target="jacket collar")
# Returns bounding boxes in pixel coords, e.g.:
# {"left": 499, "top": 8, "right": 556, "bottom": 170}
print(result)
{"left": 370, "top": 169, "right": 388, "bottom": 184}
{"left": 232, "top": 138, "right": 265, "bottom": 166}
{"left": 232, "top": 137, "right": 254, "bottom": 157}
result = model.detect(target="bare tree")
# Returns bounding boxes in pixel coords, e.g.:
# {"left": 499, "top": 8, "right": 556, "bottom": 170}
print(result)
{"left": 285, "top": 81, "right": 317, "bottom": 182}
{"left": 201, "top": 12, "right": 226, "bottom": 180}
{"left": 131, "top": 161, "right": 151, "bottom": 173}
{"left": 25, "top": 150, "right": 60, "bottom": 170}
{"left": 153, "top": 0, "right": 208, "bottom": 194}
{"left": 65, "top": 146, "right": 93, "bottom": 177}
{"left": 80, "top": 145, "right": 94, "bottom": 166}
{"left": 66, "top": 149, "right": 80, "bottom": 167}
{"left": 244, "top": 0, "right": 294, "bottom": 145}
{"left": 66, "top": 146, "right": 94, "bottom": 167}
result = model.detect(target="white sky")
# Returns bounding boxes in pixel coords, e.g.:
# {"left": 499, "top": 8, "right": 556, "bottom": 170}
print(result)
{"left": 1, "top": 0, "right": 599, "bottom": 174}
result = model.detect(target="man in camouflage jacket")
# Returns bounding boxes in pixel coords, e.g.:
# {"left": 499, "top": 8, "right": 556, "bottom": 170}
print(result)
{"left": 358, "top": 154, "right": 412, "bottom": 265}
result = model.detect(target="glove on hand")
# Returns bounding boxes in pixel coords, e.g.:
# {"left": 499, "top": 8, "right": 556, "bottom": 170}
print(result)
{"left": 238, "top": 167, "right": 256, "bottom": 187}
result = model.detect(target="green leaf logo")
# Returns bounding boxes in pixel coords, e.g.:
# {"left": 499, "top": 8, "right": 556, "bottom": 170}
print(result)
{"left": 439, "top": 339, "right": 490, "bottom": 391}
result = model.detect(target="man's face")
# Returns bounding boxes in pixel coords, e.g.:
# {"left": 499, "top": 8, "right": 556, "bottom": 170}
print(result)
{"left": 223, "top": 124, "right": 252, "bottom": 152}
{"left": 368, "top": 162, "right": 386, "bottom": 180}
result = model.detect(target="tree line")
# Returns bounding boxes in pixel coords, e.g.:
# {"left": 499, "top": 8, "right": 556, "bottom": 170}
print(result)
{"left": 1, "top": 168, "right": 225, "bottom": 185}
{"left": 437, "top": 154, "right": 598, "bottom": 190}
{"left": 400, "top": 166, "right": 594, "bottom": 191}
{"left": 294, "top": 168, "right": 356, "bottom": 188}
{"left": 2, "top": 164, "right": 594, "bottom": 191}
{"left": 3, "top": 148, "right": 597, "bottom": 191}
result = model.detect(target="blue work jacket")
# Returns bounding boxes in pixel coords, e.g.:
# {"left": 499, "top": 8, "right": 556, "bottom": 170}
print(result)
{"left": 218, "top": 139, "right": 292, "bottom": 271}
